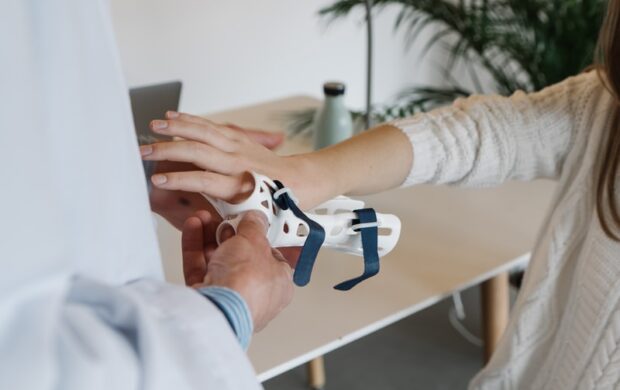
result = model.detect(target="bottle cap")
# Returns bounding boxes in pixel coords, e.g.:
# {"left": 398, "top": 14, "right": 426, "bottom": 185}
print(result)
{"left": 323, "top": 82, "right": 346, "bottom": 96}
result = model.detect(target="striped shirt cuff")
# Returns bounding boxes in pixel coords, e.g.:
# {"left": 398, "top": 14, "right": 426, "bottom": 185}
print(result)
{"left": 198, "top": 286, "right": 254, "bottom": 350}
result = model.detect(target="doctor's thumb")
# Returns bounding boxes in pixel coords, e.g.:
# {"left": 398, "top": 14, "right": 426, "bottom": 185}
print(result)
{"left": 236, "top": 211, "right": 269, "bottom": 244}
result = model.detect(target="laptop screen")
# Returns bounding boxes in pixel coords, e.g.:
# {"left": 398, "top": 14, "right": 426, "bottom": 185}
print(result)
{"left": 129, "top": 81, "right": 182, "bottom": 191}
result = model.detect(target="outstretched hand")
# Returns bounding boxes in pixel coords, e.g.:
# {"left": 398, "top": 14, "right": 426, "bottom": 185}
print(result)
{"left": 148, "top": 119, "right": 285, "bottom": 230}
{"left": 141, "top": 111, "right": 327, "bottom": 211}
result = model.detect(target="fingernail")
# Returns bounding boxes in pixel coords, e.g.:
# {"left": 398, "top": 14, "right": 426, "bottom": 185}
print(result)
{"left": 152, "top": 174, "right": 167, "bottom": 185}
{"left": 151, "top": 120, "right": 168, "bottom": 130}
{"left": 140, "top": 145, "right": 153, "bottom": 156}
{"left": 166, "top": 111, "right": 180, "bottom": 119}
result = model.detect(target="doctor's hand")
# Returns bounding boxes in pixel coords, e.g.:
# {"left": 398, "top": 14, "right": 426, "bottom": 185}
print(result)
{"left": 140, "top": 111, "right": 333, "bottom": 211}
{"left": 183, "top": 210, "right": 295, "bottom": 332}
{"left": 148, "top": 122, "right": 285, "bottom": 230}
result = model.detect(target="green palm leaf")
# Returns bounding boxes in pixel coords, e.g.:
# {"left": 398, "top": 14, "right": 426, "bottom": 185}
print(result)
{"left": 320, "top": 0, "right": 605, "bottom": 101}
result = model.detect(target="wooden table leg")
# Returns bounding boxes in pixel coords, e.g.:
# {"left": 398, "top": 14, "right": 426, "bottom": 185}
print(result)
{"left": 481, "top": 272, "right": 510, "bottom": 362}
{"left": 307, "top": 356, "right": 326, "bottom": 389}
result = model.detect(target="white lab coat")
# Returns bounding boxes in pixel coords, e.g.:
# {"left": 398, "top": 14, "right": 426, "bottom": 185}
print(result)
{"left": 0, "top": 1, "right": 261, "bottom": 389}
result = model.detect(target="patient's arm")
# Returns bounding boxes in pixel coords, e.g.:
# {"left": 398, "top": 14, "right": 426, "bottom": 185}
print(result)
{"left": 141, "top": 112, "right": 410, "bottom": 210}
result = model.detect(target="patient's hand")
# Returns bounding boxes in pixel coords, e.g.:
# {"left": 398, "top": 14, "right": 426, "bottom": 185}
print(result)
{"left": 150, "top": 161, "right": 220, "bottom": 230}
{"left": 140, "top": 111, "right": 325, "bottom": 211}
{"left": 148, "top": 117, "right": 286, "bottom": 230}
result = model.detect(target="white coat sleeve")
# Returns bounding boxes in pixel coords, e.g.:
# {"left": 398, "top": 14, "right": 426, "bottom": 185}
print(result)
{"left": 0, "top": 277, "right": 261, "bottom": 390}
{"left": 0, "top": 1, "right": 261, "bottom": 389}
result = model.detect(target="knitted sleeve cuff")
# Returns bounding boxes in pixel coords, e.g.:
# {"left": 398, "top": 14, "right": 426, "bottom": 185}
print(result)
{"left": 390, "top": 114, "right": 443, "bottom": 187}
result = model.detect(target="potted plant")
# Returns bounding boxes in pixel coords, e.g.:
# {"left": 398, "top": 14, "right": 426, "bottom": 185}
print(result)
{"left": 288, "top": 0, "right": 606, "bottom": 134}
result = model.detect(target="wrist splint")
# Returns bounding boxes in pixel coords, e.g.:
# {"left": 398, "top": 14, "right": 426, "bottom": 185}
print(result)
{"left": 203, "top": 172, "right": 401, "bottom": 290}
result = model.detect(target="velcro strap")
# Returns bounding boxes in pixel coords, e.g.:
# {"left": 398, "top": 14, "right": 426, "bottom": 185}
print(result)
{"left": 333, "top": 208, "right": 380, "bottom": 291}
{"left": 272, "top": 180, "right": 325, "bottom": 287}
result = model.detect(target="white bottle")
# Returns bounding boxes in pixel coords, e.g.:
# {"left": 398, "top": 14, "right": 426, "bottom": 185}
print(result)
{"left": 313, "top": 82, "right": 354, "bottom": 150}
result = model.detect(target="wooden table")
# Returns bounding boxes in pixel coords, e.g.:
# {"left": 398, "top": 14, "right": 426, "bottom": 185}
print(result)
{"left": 156, "top": 96, "right": 556, "bottom": 387}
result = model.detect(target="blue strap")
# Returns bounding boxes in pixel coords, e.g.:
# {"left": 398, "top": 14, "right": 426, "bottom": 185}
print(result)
{"left": 272, "top": 180, "right": 325, "bottom": 287}
{"left": 333, "top": 208, "right": 380, "bottom": 291}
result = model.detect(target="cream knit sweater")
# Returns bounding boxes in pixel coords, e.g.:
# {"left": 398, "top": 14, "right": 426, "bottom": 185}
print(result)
{"left": 394, "top": 71, "right": 620, "bottom": 389}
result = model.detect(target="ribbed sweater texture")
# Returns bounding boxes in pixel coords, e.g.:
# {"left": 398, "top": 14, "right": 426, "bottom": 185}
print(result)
{"left": 394, "top": 71, "right": 619, "bottom": 389}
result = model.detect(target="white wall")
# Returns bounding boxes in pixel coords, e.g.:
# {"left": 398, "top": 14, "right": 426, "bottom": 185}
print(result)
{"left": 109, "top": 0, "right": 441, "bottom": 114}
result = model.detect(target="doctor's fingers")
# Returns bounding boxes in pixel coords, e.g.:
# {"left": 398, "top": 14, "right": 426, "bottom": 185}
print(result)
{"left": 235, "top": 211, "right": 270, "bottom": 247}
{"left": 275, "top": 247, "right": 301, "bottom": 268}
{"left": 150, "top": 118, "right": 236, "bottom": 151}
{"left": 151, "top": 171, "right": 254, "bottom": 203}
{"left": 141, "top": 141, "right": 239, "bottom": 174}
{"left": 182, "top": 215, "right": 208, "bottom": 286}
{"left": 194, "top": 208, "right": 221, "bottom": 249}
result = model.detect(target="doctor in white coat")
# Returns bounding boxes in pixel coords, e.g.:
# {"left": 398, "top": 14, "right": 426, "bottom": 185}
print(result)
{"left": 0, "top": 1, "right": 293, "bottom": 389}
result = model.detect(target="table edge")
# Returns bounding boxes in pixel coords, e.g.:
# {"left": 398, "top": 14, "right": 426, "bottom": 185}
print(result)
{"left": 256, "top": 252, "right": 530, "bottom": 382}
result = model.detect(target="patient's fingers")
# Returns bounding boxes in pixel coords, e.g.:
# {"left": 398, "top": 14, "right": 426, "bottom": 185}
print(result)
{"left": 165, "top": 111, "right": 216, "bottom": 127}
{"left": 172, "top": 111, "right": 247, "bottom": 139}
{"left": 236, "top": 128, "right": 284, "bottom": 150}
{"left": 166, "top": 111, "right": 208, "bottom": 123}
{"left": 141, "top": 141, "right": 239, "bottom": 174}
{"left": 163, "top": 111, "right": 285, "bottom": 150}
{"left": 151, "top": 171, "right": 254, "bottom": 203}
{"left": 150, "top": 118, "right": 235, "bottom": 151}
{"left": 166, "top": 111, "right": 242, "bottom": 139}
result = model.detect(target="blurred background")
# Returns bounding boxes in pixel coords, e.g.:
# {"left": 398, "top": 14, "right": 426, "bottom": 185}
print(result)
{"left": 109, "top": 0, "right": 439, "bottom": 114}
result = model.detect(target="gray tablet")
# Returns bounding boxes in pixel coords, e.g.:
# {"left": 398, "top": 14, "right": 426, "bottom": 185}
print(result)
{"left": 129, "top": 81, "right": 182, "bottom": 189}
{"left": 130, "top": 81, "right": 182, "bottom": 145}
